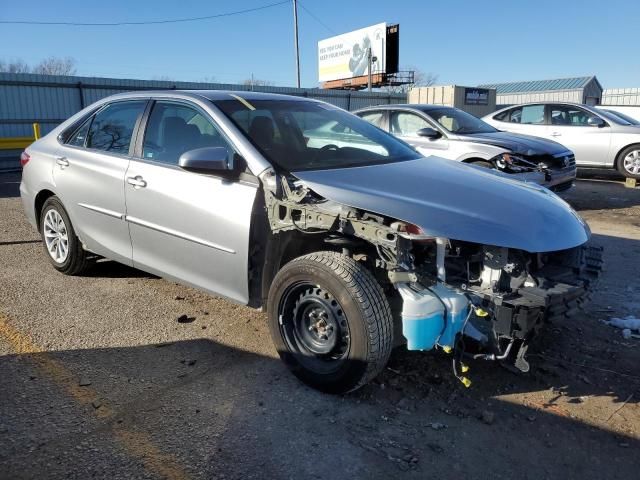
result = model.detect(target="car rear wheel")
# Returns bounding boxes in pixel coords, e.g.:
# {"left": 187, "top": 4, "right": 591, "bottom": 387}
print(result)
{"left": 267, "top": 251, "right": 393, "bottom": 394}
{"left": 617, "top": 145, "right": 640, "bottom": 179}
{"left": 40, "top": 196, "right": 90, "bottom": 275}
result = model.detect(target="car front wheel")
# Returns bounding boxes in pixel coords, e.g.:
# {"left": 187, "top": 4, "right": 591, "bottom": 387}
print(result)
{"left": 40, "top": 196, "right": 90, "bottom": 275}
{"left": 267, "top": 251, "right": 393, "bottom": 394}
{"left": 617, "top": 145, "right": 640, "bottom": 179}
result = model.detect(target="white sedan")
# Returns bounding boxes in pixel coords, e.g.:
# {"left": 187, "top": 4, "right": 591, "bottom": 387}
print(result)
{"left": 483, "top": 102, "right": 640, "bottom": 178}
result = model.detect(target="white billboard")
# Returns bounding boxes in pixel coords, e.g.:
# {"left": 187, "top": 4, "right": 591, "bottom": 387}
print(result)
{"left": 318, "top": 23, "right": 387, "bottom": 83}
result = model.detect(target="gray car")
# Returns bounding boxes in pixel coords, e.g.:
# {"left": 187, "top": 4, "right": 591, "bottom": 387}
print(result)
{"left": 20, "top": 91, "right": 602, "bottom": 393}
{"left": 355, "top": 105, "right": 577, "bottom": 191}
{"left": 483, "top": 102, "right": 640, "bottom": 179}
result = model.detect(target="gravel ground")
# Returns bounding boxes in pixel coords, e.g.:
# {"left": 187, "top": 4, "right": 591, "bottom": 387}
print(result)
{"left": 0, "top": 170, "right": 639, "bottom": 479}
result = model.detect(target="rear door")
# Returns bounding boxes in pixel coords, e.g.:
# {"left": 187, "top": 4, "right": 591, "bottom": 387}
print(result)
{"left": 124, "top": 100, "right": 258, "bottom": 303}
{"left": 497, "top": 104, "right": 547, "bottom": 137}
{"left": 545, "top": 104, "right": 612, "bottom": 166}
{"left": 53, "top": 100, "right": 147, "bottom": 265}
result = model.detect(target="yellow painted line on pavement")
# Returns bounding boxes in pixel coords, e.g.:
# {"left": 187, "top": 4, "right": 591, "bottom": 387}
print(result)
{"left": 0, "top": 312, "right": 190, "bottom": 480}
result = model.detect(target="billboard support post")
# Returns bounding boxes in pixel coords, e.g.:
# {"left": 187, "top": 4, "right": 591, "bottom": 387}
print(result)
{"left": 367, "top": 48, "right": 372, "bottom": 92}
{"left": 293, "top": 0, "right": 301, "bottom": 88}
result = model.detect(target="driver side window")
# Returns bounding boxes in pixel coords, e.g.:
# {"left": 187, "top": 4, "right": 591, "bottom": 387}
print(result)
{"left": 143, "top": 101, "right": 234, "bottom": 165}
{"left": 391, "top": 112, "right": 430, "bottom": 136}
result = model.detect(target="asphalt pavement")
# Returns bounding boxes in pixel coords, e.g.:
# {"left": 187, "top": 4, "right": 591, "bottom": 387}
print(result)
{"left": 1, "top": 171, "right": 639, "bottom": 479}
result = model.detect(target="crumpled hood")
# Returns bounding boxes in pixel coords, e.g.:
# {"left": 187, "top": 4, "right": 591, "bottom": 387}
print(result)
{"left": 294, "top": 157, "right": 589, "bottom": 252}
{"left": 459, "top": 131, "right": 569, "bottom": 156}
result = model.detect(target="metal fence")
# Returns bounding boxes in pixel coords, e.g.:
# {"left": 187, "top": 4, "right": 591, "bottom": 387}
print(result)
{"left": 0, "top": 72, "right": 405, "bottom": 170}
{"left": 602, "top": 88, "right": 640, "bottom": 106}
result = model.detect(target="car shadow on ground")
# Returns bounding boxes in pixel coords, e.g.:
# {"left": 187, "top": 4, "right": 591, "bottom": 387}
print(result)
{"left": 81, "top": 259, "right": 159, "bottom": 279}
{"left": 1, "top": 334, "right": 638, "bottom": 479}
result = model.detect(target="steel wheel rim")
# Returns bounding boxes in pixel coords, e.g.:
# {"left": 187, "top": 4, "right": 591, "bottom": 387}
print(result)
{"left": 623, "top": 149, "right": 640, "bottom": 175}
{"left": 279, "top": 282, "right": 351, "bottom": 374}
{"left": 43, "top": 209, "right": 69, "bottom": 263}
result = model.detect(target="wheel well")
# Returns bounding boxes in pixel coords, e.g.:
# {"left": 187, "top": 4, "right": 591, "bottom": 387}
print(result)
{"left": 34, "top": 189, "right": 55, "bottom": 230}
{"left": 615, "top": 143, "right": 640, "bottom": 167}
{"left": 462, "top": 157, "right": 488, "bottom": 164}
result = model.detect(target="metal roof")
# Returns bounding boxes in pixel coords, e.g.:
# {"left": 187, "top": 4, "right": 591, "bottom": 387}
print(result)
{"left": 478, "top": 76, "right": 600, "bottom": 94}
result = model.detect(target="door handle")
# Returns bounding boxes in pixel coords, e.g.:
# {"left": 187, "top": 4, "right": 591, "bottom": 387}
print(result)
{"left": 550, "top": 132, "right": 561, "bottom": 137}
{"left": 126, "top": 176, "right": 147, "bottom": 188}
{"left": 55, "top": 156, "right": 69, "bottom": 167}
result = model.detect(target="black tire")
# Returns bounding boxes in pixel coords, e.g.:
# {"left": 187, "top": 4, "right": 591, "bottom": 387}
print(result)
{"left": 40, "top": 196, "right": 90, "bottom": 275}
{"left": 267, "top": 251, "right": 393, "bottom": 394}
{"left": 616, "top": 144, "right": 640, "bottom": 179}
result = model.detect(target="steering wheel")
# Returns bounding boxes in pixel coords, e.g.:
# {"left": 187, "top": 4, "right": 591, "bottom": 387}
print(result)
{"left": 312, "top": 144, "right": 340, "bottom": 163}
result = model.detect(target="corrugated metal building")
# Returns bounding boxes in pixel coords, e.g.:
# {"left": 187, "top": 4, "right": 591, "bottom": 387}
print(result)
{"left": 602, "top": 87, "right": 640, "bottom": 106}
{"left": 0, "top": 72, "right": 405, "bottom": 169}
{"left": 408, "top": 85, "right": 497, "bottom": 117}
{"left": 478, "top": 76, "right": 603, "bottom": 107}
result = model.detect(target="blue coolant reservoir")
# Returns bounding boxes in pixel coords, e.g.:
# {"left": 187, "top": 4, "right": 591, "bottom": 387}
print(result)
{"left": 398, "top": 284, "right": 445, "bottom": 350}
{"left": 399, "top": 283, "right": 470, "bottom": 351}
{"left": 430, "top": 284, "right": 470, "bottom": 348}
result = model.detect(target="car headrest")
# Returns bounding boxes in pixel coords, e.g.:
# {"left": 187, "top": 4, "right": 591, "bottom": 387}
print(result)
{"left": 248, "top": 115, "right": 275, "bottom": 149}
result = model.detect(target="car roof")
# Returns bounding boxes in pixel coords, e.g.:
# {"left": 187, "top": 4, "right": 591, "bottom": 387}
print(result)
{"left": 97, "top": 89, "right": 319, "bottom": 103}
{"left": 355, "top": 104, "right": 456, "bottom": 113}
{"left": 495, "top": 101, "right": 597, "bottom": 110}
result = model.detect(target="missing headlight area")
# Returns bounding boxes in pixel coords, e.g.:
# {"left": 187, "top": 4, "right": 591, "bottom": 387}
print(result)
{"left": 261, "top": 169, "right": 603, "bottom": 386}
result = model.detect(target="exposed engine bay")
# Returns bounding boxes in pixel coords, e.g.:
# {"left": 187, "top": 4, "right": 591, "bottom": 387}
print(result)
{"left": 260, "top": 169, "right": 603, "bottom": 386}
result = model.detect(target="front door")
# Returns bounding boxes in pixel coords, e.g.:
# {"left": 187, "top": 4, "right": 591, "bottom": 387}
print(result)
{"left": 545, "top": 105, "right": 612, "bottom": 167}
{"left": 53, "top": 100, "right": 147, "bottom": 265}
{"left": 124, "top": 100, "right": 258, "bottom": 303}
{"left": 389, "top": 111, "right": 450, "bottom": 158}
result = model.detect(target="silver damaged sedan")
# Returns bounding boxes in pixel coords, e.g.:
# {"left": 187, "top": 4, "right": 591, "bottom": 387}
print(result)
{"left": 20, "top": 91, "right": 603, "bottom": 393}
{"left": 484, "top": 102, "right": 640, "bottom": 179}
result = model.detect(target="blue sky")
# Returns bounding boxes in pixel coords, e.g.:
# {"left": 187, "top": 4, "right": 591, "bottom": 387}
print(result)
{"left": 1, "top": 0, "right": 638, "bottom": 88}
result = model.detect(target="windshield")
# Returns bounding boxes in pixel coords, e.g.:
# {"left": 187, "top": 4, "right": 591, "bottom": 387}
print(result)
{"left": 423, "top": 107, "right": 498, "bottom": 134}
{"left": 601, "top": 109, "right": 639, "bottom": 126}
{"left": 212, "top": 98, "right": 420, "bottom": 171}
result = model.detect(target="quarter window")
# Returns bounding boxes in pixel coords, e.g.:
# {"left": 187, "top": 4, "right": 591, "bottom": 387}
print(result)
{"left": 391, "top": 112, "right": 431, "bottom": 136}
{"left": 143, "top": 102, "right": 234, "bottom": 165}
{"left": 507, "top": 105, "right": 545, "bottom": 125}
{"left": 66, "top": 117, "right": 92, "bottom": 147}
{"left": 86, "top": 101, "right": 146, "bottom": 154}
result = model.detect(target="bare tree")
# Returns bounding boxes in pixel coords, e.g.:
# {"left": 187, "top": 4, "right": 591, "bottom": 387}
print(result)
{"left": 152, "top": 75, "right": 175, "bottom": 81}
{"left": 384, "top": 66, "right": 438, "bottom": 94}
{"left": 242, "top": 77, "right": 274, "bottom": 88}
{"left": 32, "top": 57, "right": 77, "bottom": 76}
{"left": 0, "top": 59, "right": 31, "bottom": 73}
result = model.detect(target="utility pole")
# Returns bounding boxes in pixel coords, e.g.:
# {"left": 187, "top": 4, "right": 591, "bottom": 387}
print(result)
{"left": 293, "top": 0, "right": 301, "bottom": 88}
{"left": 367, "top": 48, "right": 372, "bottom": 92}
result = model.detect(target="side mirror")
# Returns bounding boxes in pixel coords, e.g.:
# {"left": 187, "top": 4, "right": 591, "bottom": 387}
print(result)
{"left": 416, "top": 127, "right": 442, "bottom": 140}
{"left": 587, "top": 116, "right": 606, "bottom": 128}
{"left": 178, "top": 147, "right": 232, "bottom": 173}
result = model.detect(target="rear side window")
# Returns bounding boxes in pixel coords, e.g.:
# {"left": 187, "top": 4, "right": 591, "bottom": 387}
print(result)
{"left": 86, "top": 101, "right": 146, "bottom": 154}
{"left": 359, "top": 111, "right": 385, "bottom": 128}
{"left": 142, "top": 101, "right": 235, "bottom": 165}
{"left": 506, "top": 105, "right": 545, "bottom": 125}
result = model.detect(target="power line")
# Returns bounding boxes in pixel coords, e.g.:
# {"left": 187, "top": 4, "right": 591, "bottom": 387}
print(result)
{"left": 0, "top": 1, "right": 290, "bottom": 26}
{"left": 297, "top": 0, "right": 336, "bottom": 34}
